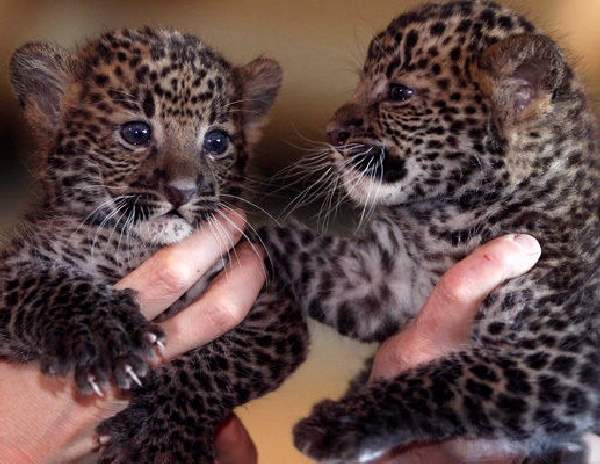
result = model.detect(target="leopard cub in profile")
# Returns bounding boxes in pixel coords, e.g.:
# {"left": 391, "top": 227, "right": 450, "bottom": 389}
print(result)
{"left": 264, "top": 1, "right": 599, "bottom": 462}
{"left": 1, "top": 28, "right": 307, "bottom": 463}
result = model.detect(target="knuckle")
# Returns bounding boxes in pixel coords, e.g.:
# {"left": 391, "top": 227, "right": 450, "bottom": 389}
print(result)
{"left": 435, "top": 275, "right": 472, "bottom": 306}
{"left": 151, "top": 251, "right": 192, "bottom": 294}
{"left": 206, "top": 300, "right": 245, "bottom": 331}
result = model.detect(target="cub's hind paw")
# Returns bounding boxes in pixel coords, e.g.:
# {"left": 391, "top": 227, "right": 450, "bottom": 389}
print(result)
{"left": 97, "top": 393, "right": 215, "bottom": 464}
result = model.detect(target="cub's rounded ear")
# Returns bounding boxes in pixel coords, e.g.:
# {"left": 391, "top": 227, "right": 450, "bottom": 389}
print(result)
{"left": 476, "top": 33, "right": 568, "bottom": 125}
{"left": 10, "top": 41, "right": 76, "bottom": 138}
{"left": 235, "top": 57, "right": 283, "bottom": 145}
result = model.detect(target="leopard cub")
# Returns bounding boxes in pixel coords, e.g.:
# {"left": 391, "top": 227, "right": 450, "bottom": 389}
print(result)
{"left": 1, "top": 27, "right": 307, "bottom": 463}
{"left": 263, "top": 1, "right": 600, "bottom": 462}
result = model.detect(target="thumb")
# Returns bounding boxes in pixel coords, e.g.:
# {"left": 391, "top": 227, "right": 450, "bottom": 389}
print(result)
{"left": 371, "top": 234, "right": 541, "bottom": 380}
{"left": 416, "top": 233, "right": 541, "bottom": 348}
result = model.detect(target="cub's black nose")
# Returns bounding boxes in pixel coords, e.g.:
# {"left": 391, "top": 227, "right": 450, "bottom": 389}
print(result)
{"left": 328, "top": 128, "right": 352, "bottom": 146}
{"left": 164, "top": 184, "right": 196, "bottom": 208}
{"left": 327, "top": 103, "right": 366, "bottom": 146}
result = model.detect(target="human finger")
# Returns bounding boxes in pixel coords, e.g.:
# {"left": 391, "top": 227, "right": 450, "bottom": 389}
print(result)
{"left": 158, "top": 242, "right": 266, "bottom": 360}
{"left": 215, "top": 415, "right": 258, "bottom": 464}
{"left": 371, "top": 234, "right": 541, "bottom": 380}
{"left": 115, "top": 209, "right": 246, "bottom": 320}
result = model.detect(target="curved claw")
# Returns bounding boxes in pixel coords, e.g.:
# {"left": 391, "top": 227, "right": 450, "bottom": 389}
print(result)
{"left": 145, "top": 332, "right": 166, "bottom": 357}
{"left": 88, "top": 375, "right": 105, "bottom": 397}
{"left": 124, "top": 364, "right": 143, "bottom": 387}
{"left": 155, "top": 340, "right": 166, "bottom": 356}
{"left": 94, "top": 434, "right": 111, "bottom": 451}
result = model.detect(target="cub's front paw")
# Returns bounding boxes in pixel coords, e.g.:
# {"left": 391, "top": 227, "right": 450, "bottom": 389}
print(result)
{"left": 39, "top": 292, "right": 164, "bottom": 395}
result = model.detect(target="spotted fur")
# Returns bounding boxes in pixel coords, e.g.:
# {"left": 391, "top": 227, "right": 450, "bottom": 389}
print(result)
{"left": 1, "top": 28, "right": 308, "bottom": 463}
{"left": 262, "top": 1, "right": 600, "bottom": 462}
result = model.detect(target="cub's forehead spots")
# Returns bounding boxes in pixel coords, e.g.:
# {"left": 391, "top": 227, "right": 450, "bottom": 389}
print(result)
{"left": 354, "top": 76, "right": 387, "bottom": 103}
{"left": 363, "top": 0, "right": 535, "bottom": 82}
{"left": 79, "top": 27, "right": 237, "bottom": 128}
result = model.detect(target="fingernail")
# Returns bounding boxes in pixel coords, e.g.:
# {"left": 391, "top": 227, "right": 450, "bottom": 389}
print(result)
{"left": 510, "top": 234, "right": 541, "bottom": 256}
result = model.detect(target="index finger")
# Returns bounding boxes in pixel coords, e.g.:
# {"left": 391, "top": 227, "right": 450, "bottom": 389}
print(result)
{"left": 115, "top": 208, "right": 246, "bottom": 320}
{"left": 371, "top": 234, "right": 541, "bottom": 380}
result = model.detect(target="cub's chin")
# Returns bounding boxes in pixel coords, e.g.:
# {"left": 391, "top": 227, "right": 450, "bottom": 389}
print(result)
{"left": 340, "top": 168, "right": 407, "bottom": 207}
{"left": 339, "top": 166, "right": 447, "bottom": 208}
{"left": 132, "top": 217, "right": 194, "bottom": 245}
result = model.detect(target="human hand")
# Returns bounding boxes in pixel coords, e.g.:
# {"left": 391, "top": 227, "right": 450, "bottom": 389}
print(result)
{"left": 370, "top": 234, "right": 542, "bottom": 464}
{"left": 215, "top": 415, "right": 258, "bottom": 464}
{"left": 0, "top": 208, "right": 262, "bottom": 464}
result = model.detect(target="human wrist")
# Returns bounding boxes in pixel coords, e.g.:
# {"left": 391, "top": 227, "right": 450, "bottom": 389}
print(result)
{"left": 0, "top": 443, "right": 40, "bottom": 464}
{"left": 0, "top": 361, "right": 112, "bottom": 464}
{"left": 0, "top": 403, "right": 105, "bottom": 464}
{"left": 0, "top": 419, "right": 53, "bottom": 464}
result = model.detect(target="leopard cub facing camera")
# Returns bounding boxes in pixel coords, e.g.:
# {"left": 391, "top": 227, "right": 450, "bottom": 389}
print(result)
{"left": 0, "top": 28, "right": 307, "bottom": 463}
{"left": 263, "top": 1, "right": 599, "bottom": 462}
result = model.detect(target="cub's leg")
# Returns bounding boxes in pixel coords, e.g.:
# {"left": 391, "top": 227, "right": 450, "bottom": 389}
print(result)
{"left": 261, "top": 221, "right": 432, "bottom": 343}
{"left": 294, "top": 334, "right": 599, "bottom": 463}
{"left": 97, "top": 285, "right": 308, "bottom": 464}
{"left": 0, "top": 266, "right": 163, "bottom": 394}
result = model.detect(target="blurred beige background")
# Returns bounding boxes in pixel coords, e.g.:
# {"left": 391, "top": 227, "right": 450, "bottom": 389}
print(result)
{"left": 0, "top": 1, "right": 599, "bottom": 462}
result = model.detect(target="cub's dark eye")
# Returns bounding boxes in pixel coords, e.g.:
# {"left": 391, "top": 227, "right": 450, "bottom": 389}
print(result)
{"left": 120, "top": 121, "right": 152, "bottom": 146}
{"left": 388, "top": 83, "right": 415, "bottom": 102}
{"left": 203, "top": 129, "right": 230, "bottom": 156}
